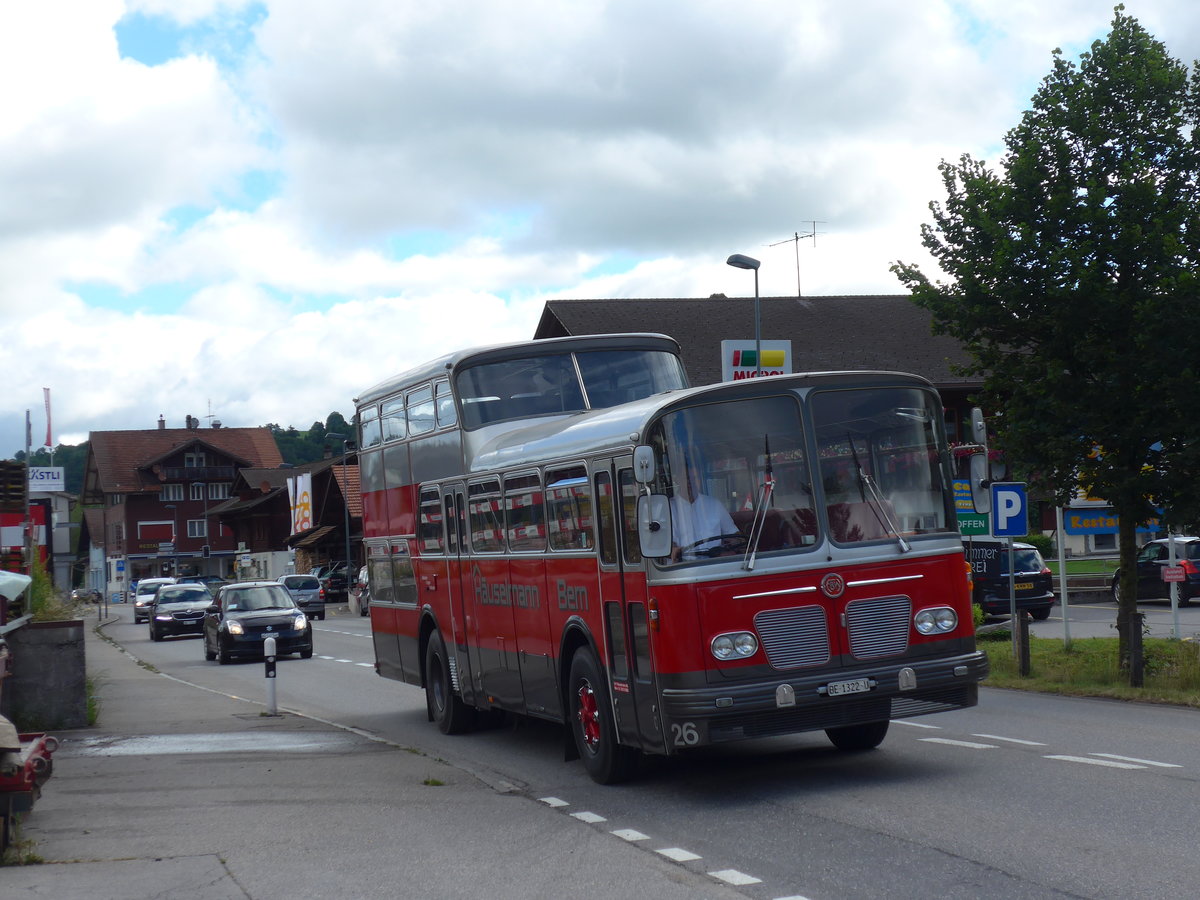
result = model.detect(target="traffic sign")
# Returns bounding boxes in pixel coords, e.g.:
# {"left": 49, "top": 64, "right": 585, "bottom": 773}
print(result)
{"left": 990, "top": 482, "right": 1027, "bottom": 536}
{"left": 1163, "top": 566, "right": 1185, "bottom": 583}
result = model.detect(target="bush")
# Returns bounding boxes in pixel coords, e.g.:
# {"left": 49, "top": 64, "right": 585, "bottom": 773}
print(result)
{"left": 1021, "top": 533, "right": 1054, "bottom": 558}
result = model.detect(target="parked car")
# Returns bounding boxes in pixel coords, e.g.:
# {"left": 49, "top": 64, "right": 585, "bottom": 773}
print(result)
{"left": 70, "top": 587, "right": 96, "bottom": 603}
{"left": 968, "top": 541, "right": 1055, "bottom": 620}
{"left": 148, "top": 583, "right": 213, "bottom": 641}
{"left": 277, "top": 574, "right": 326, "bottom": 620}
{"left": 132, "top": 576, "right": 177, "bottom": 623}
{"left": 350, "top": 565, "right": 370, "bottom": 617}
{"left": 203, "top": 581, "right": 313, "bottom": 664}
{"left": 308, "top": 563, "right": 349, "bottom": 601}
{"left": 1110, "top": 536, "right": 1200, "bottom": 606}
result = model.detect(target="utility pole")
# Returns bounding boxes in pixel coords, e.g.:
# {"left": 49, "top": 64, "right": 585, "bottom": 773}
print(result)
{"left": 769, "top": 221, "right": 824, "bottom": 298}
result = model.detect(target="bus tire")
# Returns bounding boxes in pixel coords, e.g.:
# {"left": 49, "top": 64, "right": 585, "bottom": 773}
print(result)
{"left": 568, "top": 647, "right": 638, "bottom": 784}
{"left": 825, "top": 720, "right": 889, "bottom": 751}
{"left": 426, "top": 632, "right": 474, "bottom": 735}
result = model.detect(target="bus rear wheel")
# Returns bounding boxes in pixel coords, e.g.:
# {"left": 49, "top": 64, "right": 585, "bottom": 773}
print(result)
{"left": 568, "top": 647, "right": 637, "bottom": 784}
{"left": 425, "top": 632, "right": 474, "bottom": 735}
{"left": 825, "top": 720, "right": 889, "bottom": 751}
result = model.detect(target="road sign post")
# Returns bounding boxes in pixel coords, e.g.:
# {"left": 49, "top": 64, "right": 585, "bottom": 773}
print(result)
{"left": 991, "top": 483, "right": 1029, "bottom": 672}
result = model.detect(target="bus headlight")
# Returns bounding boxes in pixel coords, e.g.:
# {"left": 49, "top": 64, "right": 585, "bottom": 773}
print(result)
{"left": 711, "top": 632, "right": 759, "bottom": 660}
{"left": 914, "top": 607, "right": 958, "bottom": 635}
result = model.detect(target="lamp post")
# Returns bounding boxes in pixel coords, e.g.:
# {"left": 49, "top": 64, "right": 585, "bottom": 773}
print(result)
{"left": 726, "top": 253, "right": 762, "bottom": 377}
{"left": 325, "top": 432, "right": 354, "bottom": 595}
{"left": 164, "top": 504, "right": 178, "bottom": 576}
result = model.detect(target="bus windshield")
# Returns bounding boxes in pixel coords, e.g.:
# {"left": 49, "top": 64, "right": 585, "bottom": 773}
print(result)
{"left": 650, "top": 386, "right": 954, "bottom": 564}
{"left": 456, "top": 349, "right": 686, "bottom": 429}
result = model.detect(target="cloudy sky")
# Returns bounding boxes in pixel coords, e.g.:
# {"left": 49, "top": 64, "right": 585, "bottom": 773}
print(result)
{"left": 3, "top": 0, "right": 1197, "bottom": 456}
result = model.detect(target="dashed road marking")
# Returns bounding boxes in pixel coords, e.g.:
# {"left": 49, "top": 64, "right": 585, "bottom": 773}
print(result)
{"left": 1090, "top": 753, "right": 1181, "bottom": 768}
{"left": 656, "top": 847, "right": 701, "bottom": 862}
{"left": 895, "top": 720, "right": 941, "bottom": 729}
{"left": 1045, "top": 755, "right": 1145, "bottom": 769}
{"left": 971, "top": 733, "right": 1046, "bottom": 746}
{"left": 612, "top": 828, "right": 649, "bottom": 842}
{"left": 571, "top": 811, "right": 607, "bottom": 824}
{"left": 539, "top": 796, "right": 568, "bottom": 808}
{"left": 709, "top": 869, "right": 762, "bottom": 886}
{"left": 919, "top": 737, "right": 997, "bottom": 749}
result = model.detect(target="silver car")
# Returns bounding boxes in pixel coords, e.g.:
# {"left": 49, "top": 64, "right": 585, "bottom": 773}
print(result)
{"left": 277, "top": 574, "right": 325, "bottom": 620}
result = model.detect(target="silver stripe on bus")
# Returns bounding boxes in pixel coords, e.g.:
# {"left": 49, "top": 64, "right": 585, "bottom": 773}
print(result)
{"left": 732, "top": 585, "right": 818, "bottom": 600}
{"left": 846, "top": 574, "right": 924, "bottom": 587}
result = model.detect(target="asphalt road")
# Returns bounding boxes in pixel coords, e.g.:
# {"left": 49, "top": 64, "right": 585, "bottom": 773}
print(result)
{"left": 105, "top": 603, "right": 1200, "bottom": 900}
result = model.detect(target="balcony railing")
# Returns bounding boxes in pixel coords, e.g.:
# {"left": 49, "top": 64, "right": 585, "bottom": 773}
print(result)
{"left": 162, "top": 466, "right": 236, "bottom": 481}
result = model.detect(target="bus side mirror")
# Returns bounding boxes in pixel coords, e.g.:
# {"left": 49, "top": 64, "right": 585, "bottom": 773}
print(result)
{"left": 969, "top": 452, "right": 991, "bottom": 514}
{"left": 637, "top": 494, "right": 672, "bottom": 558}
{"left": 633, "top": 445, "right": 655, "bottom": 484}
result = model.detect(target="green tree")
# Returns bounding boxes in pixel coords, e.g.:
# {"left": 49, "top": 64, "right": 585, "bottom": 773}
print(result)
{"left": 893, "top": 8, "right": 1200, "bottom": 680}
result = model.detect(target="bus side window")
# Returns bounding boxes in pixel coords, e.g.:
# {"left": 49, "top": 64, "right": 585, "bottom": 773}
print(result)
{"left": 617, "top": 468, "right": 642, "bottom": 565}
{"left": 408, "top": 385, "right": 435, "bottom": 436}
{"left": 547, "top": 465, "right": 593, "bottom": 551}
{"left": 505, "top": 472, "right": 546, "bottom": 552}
{"left": 443, "top": 495, "right": 457, "bottom": 555}
{"left": 604, "top": 601, "right": 629, "bottom": 680}
{"left": 594, "top": 470, "right": 617, "bottom": 566}
{"left": 360, "top": 404, "right": 383, "bottom": 448}
{"left": 468, "top": 479, "right": 504, "bottom": 553}
{"left": 381, "top": 397, "right": 405, "bottom": 443}
{"left": 369, "top": 550, "right": 394, "bottom": 604}
{"left": 434, "top": 379, "right": 457, "bottom": 428}
{"left": 419, "top": 488, "right": 444, "bottom": 553}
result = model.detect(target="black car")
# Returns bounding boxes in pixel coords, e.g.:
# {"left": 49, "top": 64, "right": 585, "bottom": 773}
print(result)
{"left": 309, "top": 563, "right": 349, "bottom": 601}
{"left": 148, "top": 583, "right": 213, "bottom": 641}
{"left": 1111, "top": 536, "right": 1200, "bottom": 605}
{"left": 967, "top": 540, "right": 1056, "bottom": 620}
{"left": 203, "top": 582, "right": 313, "bottom": 664}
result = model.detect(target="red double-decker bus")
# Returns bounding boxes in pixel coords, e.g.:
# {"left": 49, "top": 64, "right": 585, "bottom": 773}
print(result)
{"left": 355, "top": 334, "right": 987, "bottom": 783}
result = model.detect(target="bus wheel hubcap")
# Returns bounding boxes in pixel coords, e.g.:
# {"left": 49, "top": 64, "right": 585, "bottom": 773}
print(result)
{"left": 577, "top": 681, "right": 600, "bottom": 748}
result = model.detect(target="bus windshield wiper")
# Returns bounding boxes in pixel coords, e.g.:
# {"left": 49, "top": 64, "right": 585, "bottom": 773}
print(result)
{"left": 743, "top": 435, "right": 774, "bottom": 570}
{"left": 849, "top": 433, "right": 910, "bottom": 553}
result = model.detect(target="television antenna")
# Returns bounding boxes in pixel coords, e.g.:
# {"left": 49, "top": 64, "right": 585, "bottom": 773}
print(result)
{"left": 769, "top": 221, "right": 824, "bottom": 298}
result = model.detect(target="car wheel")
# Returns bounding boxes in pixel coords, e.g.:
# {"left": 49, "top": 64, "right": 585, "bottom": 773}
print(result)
{"left": 149, "top": 624, "right": 161, "bottom": 642}
{"left": 204, "top": 637, "right": 216, "bottom": 661}
{"left": 425, "top": 631, "right": 475, "bottom": 735}
{"left": 300, "top": 647, "right": 313, "bottom": 659}
{"left": 1111, "top": 579, "right": 1121, "bottom": 604}
{"left": 216, "top": 641, "right": 230, "bottom": 665}
{"left": 318, "top": 611, "right": 326, "bottom": 621}
{"left": 1030, "top": 606, "right": 1052, "bottom": 621}
{"left": 825, "top": 720, "right": 890, "bottom": 751}
{"left": 568, "top": 646, "right": 639, "bottom": 784}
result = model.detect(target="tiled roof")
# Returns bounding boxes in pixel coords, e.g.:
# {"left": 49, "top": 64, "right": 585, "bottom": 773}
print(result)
{"left": 534, "top": 296, "right": 978, "bottom": 388}
{"left": 88, "top": 426, "right": 284, "bottom": 494}
{"left": 331, "top": 463, "right": 362, "bottom": 519}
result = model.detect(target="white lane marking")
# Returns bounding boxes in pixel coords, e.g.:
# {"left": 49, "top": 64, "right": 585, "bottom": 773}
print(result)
{"left": 539, "top": 797, "right": 568, "bottom": 808}
{"left": 571, "top": 811, "right": 606, "bottom": 824}
{"left": 354, "top": 662, "right": 374, "bottom": 668}
{"left": 317, "top": 655, "right": 336, "bottom": 660}
{"left": 709, "top": 869, "right": 762, "bottom": 886}
{"left": 612, "top": 828, "right": 649, "bottom": 842}
{"left": 895, "top": 720, "right": 941, "bottom": 729}
{"left": 334, "top": 658, "right": 352, "bottom": 663}
{"left": 1090, "top": 753, "right": 1182, "bottom": 768}
{"left": 1045, "top": 755, "right": 1145, "bottom": 769}
{"left": 972, "top": 734, "right": 1047, "bottom": 746}
{"left": 656, "top": 847, "right": 701, "bottom": 862}
{"left": 773, "top": 896, "right": 814, "bottom": 900}
{"left": 919, "top": 738, "right": 998, "bottom": 749}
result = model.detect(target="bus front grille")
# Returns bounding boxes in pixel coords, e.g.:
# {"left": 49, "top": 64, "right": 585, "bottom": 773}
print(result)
{"left": 754, "top": 605, "right": 831, "bottom": 670}
{"left": 845, "top": 595, "right": 911, "bottom": 659}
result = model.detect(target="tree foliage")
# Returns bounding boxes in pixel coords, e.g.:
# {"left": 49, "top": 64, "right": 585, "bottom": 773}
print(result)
{"left": 893, "top": 9, "right": 1200, "bottom": 672}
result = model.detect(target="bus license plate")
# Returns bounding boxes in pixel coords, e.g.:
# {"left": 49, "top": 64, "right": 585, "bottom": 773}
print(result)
{"left": 827, "top": 678, "right": 871, "bottom": 697}
{"left": 1015, "top": 582, "right": 1033, "bottom": 591}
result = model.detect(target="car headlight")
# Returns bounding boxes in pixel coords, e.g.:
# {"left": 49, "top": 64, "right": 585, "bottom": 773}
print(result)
{"left": 226, "top": 620, "right": 244, "bottom": 635}
{"left": 711, "top": 631, "right": 759, "bottom": 660}
{"left": 293, "top": 615, "right": 308, "bottom": 631}
{"left": 154, "top": 613, "right": 172, "bottom": 621}
{"left": 914, "top": 607, "right": 958, "bottom": 635}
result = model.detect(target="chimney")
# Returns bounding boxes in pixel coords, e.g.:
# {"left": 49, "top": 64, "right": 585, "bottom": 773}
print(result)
{"left": 211, "top": 419, "right": 222, "bottom": 429}
{"left": 158, "top": 415, "right": 166, "bottom": 430}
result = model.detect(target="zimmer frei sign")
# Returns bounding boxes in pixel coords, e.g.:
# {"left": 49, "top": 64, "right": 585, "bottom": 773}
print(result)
{"left": 720, "top": 340, "right": 793, "bottom": 381}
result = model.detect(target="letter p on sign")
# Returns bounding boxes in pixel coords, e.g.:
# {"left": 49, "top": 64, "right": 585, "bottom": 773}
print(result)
{"left": 990, "top": 482, "right": 1027, "bottom": 536}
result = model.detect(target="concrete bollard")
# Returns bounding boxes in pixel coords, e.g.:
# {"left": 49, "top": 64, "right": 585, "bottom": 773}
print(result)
{"left": 264, "top": 636, "right": 277, "bottom": 715}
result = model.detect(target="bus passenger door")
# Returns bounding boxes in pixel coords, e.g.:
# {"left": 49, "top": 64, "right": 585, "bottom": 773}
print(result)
{"left": 594, "top": 460, "right": 666, "bottom": 754}
{"left": 442, "top": 488, "right": 479, "bottom": 708}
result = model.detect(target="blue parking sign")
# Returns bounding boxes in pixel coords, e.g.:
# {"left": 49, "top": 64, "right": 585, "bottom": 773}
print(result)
{"left": 990, "top": 482, "right": 1027, "bottom": 536}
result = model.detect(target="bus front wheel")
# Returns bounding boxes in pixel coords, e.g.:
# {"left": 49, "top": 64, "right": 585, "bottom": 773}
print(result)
{"left": 425, "top": 632, "right": 475, "bottom": 735}
{"left": 568, "top": 647, "right": 638, "bottom": 784}
{"left": 825, "top": 720, "right": 889, "bottom": 751}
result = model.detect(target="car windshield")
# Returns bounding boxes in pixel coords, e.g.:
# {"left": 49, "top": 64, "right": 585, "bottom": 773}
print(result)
{"left": 158, "top": 587, "right": 209, "bottom": 602}
{"left": 283, "top": 576, "right": 320, "bottom": 591}
{"left": 999, "top": 549, "right": 1044, "bottom": 575}
{"left": 223, "top": 587, "right": 295, "bottom": 612}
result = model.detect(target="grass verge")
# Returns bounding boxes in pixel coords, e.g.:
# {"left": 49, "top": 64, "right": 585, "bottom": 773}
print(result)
{"left": 980, "top": 631, "right": 1200, "bottom": 708}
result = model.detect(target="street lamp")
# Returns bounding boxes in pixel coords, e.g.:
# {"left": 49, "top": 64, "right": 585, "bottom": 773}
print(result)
{"left": 324, "top": 432, "right": 354, "bottom": 594}
{"left": 193, "top": 481, "right": 210, "bottom": 574}
{"left": 726, "top": 253, "right": 762, "bottom": 377}
{"left": 164, "top": 504, "right": 178, "bottom": 576}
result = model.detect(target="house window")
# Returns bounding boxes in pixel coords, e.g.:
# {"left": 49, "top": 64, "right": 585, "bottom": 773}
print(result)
{"left": 209, "top": 483, "right": 230, "bottom": 500}
{"left": 185, "top": 452, "right": 206, "bottom": 468}
{"left": 190, "top": 483, "right": 205, "bottom": 501}
{"left": 188, "top": 519, "right": 207, "bottom": 538}
{"left": 108, "top": 494, "right": 124, "bottom": 506}
{"left": 161, "top": 484, "right": 184, "bottom": 502}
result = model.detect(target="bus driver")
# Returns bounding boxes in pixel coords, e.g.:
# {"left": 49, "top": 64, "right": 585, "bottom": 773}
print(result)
{"left": 670, "top": 461, "right": 738, "bottom": 561}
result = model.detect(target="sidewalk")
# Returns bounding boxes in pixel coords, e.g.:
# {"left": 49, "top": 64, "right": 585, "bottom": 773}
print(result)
{"left": 8, "top": 611, "right": 742, "bottom": 900}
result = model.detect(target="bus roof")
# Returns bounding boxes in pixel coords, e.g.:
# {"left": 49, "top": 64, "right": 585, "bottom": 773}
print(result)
{"left": 468, "top": 369, "right": 934, "bottom": 473}
{"left": 354, "top": 333, "right": 682, "bottom": 407}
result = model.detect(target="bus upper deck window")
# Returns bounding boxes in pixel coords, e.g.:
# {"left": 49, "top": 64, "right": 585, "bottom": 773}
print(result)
{"left": 408, "top": 385, "right": 435, "bottom": 435}
{"left": 435, "top": 380, "right": 457, "bottom": 428}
